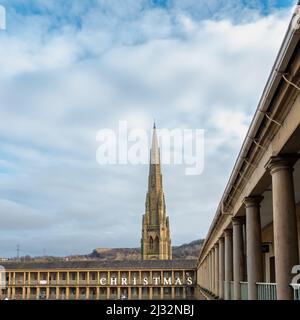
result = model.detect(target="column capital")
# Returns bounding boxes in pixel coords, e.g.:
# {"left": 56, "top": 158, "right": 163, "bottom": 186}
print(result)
{"left": 214, "top": 242, "right": 219, "bottom": 249}
{"left": 265, "top": 154, "right": 299, "bottom": 175}
{"left": 244, "top": 196, "right": 264, "bottom": 208}
{"left": 232, "top": 216, "right": 246, "bottom": 225}
{"left": 218, "top": 235, "right": 225, "bottom": 243}
{"left": 223, "top": 228, "right": 232, "bottom": 237}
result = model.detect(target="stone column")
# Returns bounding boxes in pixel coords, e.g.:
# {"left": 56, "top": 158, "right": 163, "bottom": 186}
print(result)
{"left": 205, "top": 258, "right": 208, "bottom": 290}
{"left": 214, "top": 244, "right": 219, "bottom": 297}
{"left": 201, "top": 265, "right": 203, "bottom": 288}
{"left": 204, "top": 261, "right": 207, "bottom": 289}
{"left": 139, "top": 287, "right": 144, "bottom": 300}
{"left": 160, "top": 271, "right": 164, "bottom": 299}
{"left": 203, "top": 264, "right": 205, "bottom": 289}
{"left": 207, "top": 257, "right": 209, "bottom": 291}
{"left": 224, "top": 229, "right": 233, "bottom": 300}
{"left": 66, "top": 287, "right": 69, "bottom": 300}
{"left": 210, "top": 252, "right": 213, "bottom": 292}
{"left": 201, "top": 264, "right": 204, "bottom": 288}
{"left": 207, "top": 252, "right": 211, "bottom": 291}
{"left": 232, "top": 217, "right": 245, "bottom": 300}
{"left": 171, "top": 287, "right": 175, "bottom": 299}
{"left": 244, "top": 196, "right": 264, "bottom": 300}
{"left": 211, "top": 248, "right": 215, "bottom": 294}
{"left": 218, "top": 237, "right": 225, "bottom": 299}
{"left": 267, "top": 155, "right": 299, "bottom": 300}
{"left": 129, "top": 271, "right": 132, "bottom": 287}
{"left": 197, "top": 265, "right": 201, "bottom": 288}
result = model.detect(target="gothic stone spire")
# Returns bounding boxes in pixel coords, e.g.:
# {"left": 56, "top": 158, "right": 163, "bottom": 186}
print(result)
{"left": 141, "top": 124, "right": 172, "bottom": 260}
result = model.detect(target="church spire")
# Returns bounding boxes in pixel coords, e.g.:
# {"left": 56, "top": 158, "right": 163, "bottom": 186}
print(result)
{"left": 141, "top": 123, "right": 172, "bottom": 260}
{"left": 148, "top": 123, "right": 162, "bottom": 193}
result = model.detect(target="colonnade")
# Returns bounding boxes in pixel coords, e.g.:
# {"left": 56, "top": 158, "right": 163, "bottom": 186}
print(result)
{"left": 198, "top": 155, "right": 300, "bottom": 300}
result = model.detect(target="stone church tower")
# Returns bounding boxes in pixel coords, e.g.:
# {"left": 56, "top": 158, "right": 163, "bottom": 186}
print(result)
{"left": 141, "top": 124, "right": 172, "bottom": 260}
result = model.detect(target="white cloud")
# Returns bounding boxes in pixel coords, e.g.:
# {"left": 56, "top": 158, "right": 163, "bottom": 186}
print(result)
{"left": 0, "top": 1, "right": 294, "bottom": 256}
{"left": 0, "top": 199, "right": 54, "bottom": 231}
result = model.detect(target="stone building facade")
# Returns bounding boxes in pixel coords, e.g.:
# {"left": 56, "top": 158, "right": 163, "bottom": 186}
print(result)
{"left": 0, "top": 260, "right": 196, "bottom": 300}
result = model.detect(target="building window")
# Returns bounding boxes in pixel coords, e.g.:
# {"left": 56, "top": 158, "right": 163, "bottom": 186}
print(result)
{"left": 164, "top": 287, "right": 171, "bottom": 295}
{"left": 154, "top": 236, "right": 159, "bottom": 252}
{"left": 149, "top": 236, "right": 154, "bottom": 251}
{"left": 131, "top": 287, "right": 138, "bottom": 296}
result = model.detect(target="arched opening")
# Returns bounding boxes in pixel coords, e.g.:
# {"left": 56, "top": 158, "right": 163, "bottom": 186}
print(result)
{"left": 154, "top": 236, "right": 159, "bottom": 253}
{"left": 149, "top": 236, "right": 154, "bottom": 251}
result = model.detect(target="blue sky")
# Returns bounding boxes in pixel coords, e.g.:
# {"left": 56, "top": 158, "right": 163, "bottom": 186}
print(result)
{"left": 0, "top": 0, "right": 298, "bottom": 257}
{"left": 1, "top": 1, "right": 296, "bottom": 34}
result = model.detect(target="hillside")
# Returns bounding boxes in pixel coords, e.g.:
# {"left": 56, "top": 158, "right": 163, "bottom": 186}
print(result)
{"left": 89, "top": 239, "right": 204, "bottom": 261}
{"left": 6, "top": 239, "right": 204, "bottom": 262}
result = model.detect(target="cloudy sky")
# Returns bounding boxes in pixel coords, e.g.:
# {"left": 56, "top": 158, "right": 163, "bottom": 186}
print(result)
{"left": 0, "top": 0, "right": 297, "bottom": 257}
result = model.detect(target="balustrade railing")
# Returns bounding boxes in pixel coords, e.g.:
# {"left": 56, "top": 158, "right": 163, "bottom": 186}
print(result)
{"left": 257, "top": 283, "right": 277, "bottom": 300}
{"left": 291, "top": 284, "right": 300, "bottom": 300}
{"left": 230, "top": 281, "right": 234, "bottom": 300}
{"left": 240, "top": 282, "right": 248, "bottom": 300}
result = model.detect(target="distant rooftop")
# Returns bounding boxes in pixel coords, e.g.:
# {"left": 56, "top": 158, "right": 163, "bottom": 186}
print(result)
{"left": 1, "top": 259, "right": 197, "bottom": 270}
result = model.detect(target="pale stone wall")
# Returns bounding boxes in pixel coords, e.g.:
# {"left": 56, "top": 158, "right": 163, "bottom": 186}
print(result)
{"left": 1, "top": 268, "right": 196, "bottom": 300}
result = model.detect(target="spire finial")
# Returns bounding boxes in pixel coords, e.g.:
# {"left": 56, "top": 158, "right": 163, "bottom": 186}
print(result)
{"left": 151, "top": 120, "right": 159, "bottom": 165}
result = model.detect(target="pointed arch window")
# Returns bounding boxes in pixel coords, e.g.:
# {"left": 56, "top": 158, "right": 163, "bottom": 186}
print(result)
{"left": 154, "top": 236, "right": 159, "bottom": 253}
{"left": 149, "top": 236, "right": 154, "bottom": 251}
